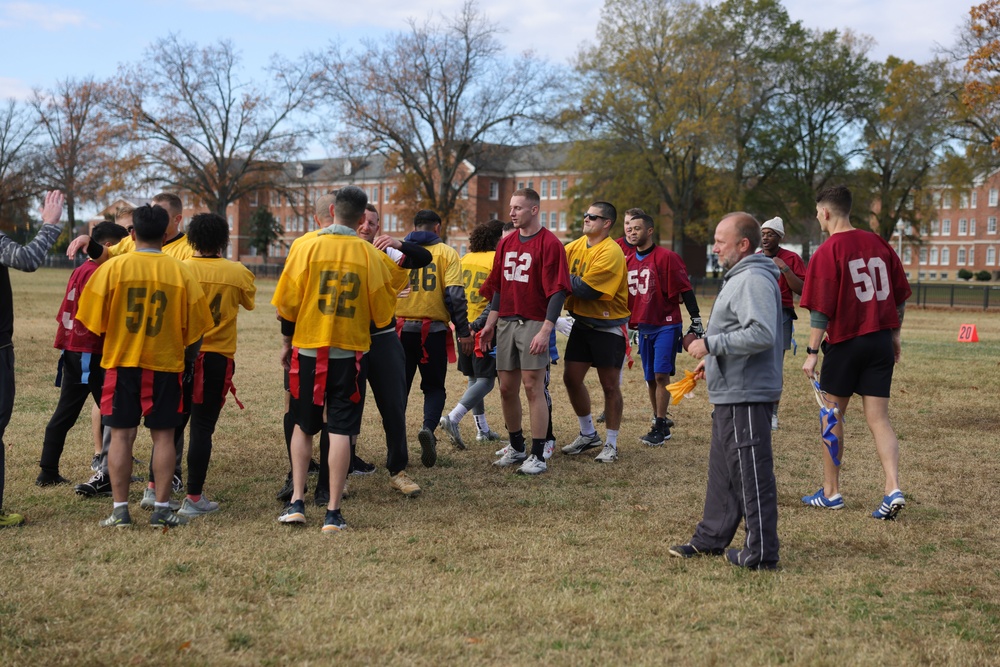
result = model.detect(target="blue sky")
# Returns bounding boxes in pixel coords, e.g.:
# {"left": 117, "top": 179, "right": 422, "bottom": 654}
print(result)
{"left": 0, "top": 0, "right": 972, "bottom": 159}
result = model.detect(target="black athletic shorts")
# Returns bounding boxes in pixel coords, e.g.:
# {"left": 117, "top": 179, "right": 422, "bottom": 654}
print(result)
{"left": 101, "top": 367, "right": 184, "bottom": 429}
{"left": 289, "top": 352, "right": 368, "bottom": 436}
{"left": 457, "top": 348, "right": 497, "bottom": 379}
{"left": 820, "top": 329, "right": 894, "bottom": 398}
{"left": 564, "top": 324, "right": 626, "bottom": 369}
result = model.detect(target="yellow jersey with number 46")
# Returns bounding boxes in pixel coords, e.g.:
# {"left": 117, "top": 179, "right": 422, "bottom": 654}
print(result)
{"left": 183, "top": 257, "right": 257, "bottom": 358}
{"left": 564, "top": 235, "right": 630, "bottom": 321}
{"left": 395, "top": 241, "right": 464, "bottom": 323}
{"left": 272, "top": 232, "right": 398, "bottom": 352}
{"left": 76, "top": 251, "right": 213, "bottom": 372}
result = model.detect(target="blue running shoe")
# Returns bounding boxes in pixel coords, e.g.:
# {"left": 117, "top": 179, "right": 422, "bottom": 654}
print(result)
{"left": 801, "top": 488, "right": 844, "bottom": 510}
{"left": 872, "top": 490, "right": 905, "bottom": 520}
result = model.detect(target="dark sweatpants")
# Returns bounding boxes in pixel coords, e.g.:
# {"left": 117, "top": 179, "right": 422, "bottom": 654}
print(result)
{"left": 367, "top": 331, "right": 409, "bottom": 475}
{"left": 400, "top": 329, "right": 448, "bottom": 433}
{"left": 0, "top": 347, "right": 14, "bottom": 508}
{"left": 691, "top": 402, "right": 780, "bottom": 568}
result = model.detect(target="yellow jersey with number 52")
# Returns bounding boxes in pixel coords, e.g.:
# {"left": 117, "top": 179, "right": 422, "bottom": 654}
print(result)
{"left": 76, "top": 252, "right": 213, "bottom": 372}
{"left": 272, "top": 233, "right": 398, "bottom": 352}
{"left": 183, "top": 257, "right": 257, "bottom": 358}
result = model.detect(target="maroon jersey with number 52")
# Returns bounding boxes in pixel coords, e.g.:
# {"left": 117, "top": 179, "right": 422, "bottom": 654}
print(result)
{"left": 479, "top": 227, "right": 570, "bottom": 322}
{"left": 800, "top": 229, "right": 911, "bottom": 345}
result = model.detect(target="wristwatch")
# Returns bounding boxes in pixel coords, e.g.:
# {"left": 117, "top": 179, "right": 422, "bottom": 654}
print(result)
{"left": 806, "top": 347, "right": 819, "bottom": 355}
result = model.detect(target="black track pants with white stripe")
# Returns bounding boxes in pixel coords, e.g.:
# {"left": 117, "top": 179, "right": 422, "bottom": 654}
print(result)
{"left": 691, "top": 402, "right": 780, "bottom": 567}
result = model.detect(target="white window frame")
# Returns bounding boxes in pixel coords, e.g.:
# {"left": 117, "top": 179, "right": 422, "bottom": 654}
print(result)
{"left": 941, "top": 247, "right": 950, "bottom": 265}
{"left": 540, "top": 180, "right": 548, "bottom": 199}
{"left": 991, "top": 189, "right": 998, "bottom": 207}
{"left": 987, "top": 247, "right": 996, "bottom": 266}
{"left": 970, "top": 218, "right": 976, "bottom": 235}
{"left": 972, "top": 191, "right": 978, "bottom": 207}
{"left": 959, "top": 219, "right": 968, "bottom": 236}
{"left": 943, "top": 192, "right": 952, "bottom": 209}
{"left": 957, "top": 247, "right": 966, "bottom": 265}
{"left": 919, "top": 248, "right": 928, "bottom": 265}
{"left": 903, "top": 246, "right": 912, "bottom": 264}
{"left": 960, "top": 192, "right": 969, "bottom": 209}
{"left": 489, "top": 181, "right": 499, "bottom": 201}
{"left": 942, "top": 219, "right": 951, "bottom": 235}
{"left": 929, "top": 247, "right": 938, "bottom": 265}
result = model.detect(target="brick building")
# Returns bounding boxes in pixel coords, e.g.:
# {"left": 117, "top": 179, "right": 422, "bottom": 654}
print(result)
{"left": 179, "top": 143, "right": 582, "bottom": 263}
{"left": 892, "top": 170, "right": 1000, "bottom": 282}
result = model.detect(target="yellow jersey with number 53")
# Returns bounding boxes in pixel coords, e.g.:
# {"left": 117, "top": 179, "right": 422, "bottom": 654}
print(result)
{"left": 272, "top": 233, "right": 398, "bottom": 352}
{"left": 183, "top": 257, "right": 257, "bottom": 358}
{"left": 461, "top": 250, "right": 494, "bottom": 323}
{"left": 76, "top": 252, "right": 213, "bottom": 373}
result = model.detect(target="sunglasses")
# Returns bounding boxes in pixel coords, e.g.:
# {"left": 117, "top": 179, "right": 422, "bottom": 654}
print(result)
{"left": 583, "top": 213, "right": 608, "bottom": 222}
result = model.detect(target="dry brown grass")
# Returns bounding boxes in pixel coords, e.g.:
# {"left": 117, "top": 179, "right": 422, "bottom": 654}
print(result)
{"left": 2, "top": 268, "right": 999, "bottom": 666}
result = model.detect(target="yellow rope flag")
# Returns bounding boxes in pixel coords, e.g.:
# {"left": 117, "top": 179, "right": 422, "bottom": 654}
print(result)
{"left": 666, "top": 370, "right": 698, "bottom": 405}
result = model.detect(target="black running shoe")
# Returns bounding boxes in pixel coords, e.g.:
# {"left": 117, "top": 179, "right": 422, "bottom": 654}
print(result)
{"left": 308, "top": 458, "right": 321, "bottom": 475}
{"left": 75, "top": 471, "right": 112, "bottom": 497}
{"left": 36, "top": 472, "right": 71, "bottom": 487}
{"left": 322, "top": 509, "right": 346, "bottom": 533}
{"left": 418, "top": 428, "right": 437, "bottom": 468}
{"left": 350, "top": 455, "right": 376, "bottom": 476}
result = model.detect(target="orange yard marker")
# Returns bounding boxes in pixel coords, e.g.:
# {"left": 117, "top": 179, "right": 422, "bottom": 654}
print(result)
{"left": 958, "top": 324, "right": 979, "bottom": 343}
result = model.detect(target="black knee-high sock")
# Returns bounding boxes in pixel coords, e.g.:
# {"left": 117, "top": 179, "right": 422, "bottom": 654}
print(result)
{"left": 283, "top": 410, "right": 295, "bottom": 466}
{"left": 509, "top": 430, "right": 525, "bottom": 453}
{"left": 531, "top": 438, "right": 546, "bottom": 460}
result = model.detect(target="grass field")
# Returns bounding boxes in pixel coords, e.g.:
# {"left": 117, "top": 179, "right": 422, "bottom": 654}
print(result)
{"left": 2, "top": 267, "right": 999, "bottom": 666}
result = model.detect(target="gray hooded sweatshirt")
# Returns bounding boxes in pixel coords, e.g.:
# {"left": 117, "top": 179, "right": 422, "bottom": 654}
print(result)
{"left": 703, "top": 253, "right": 783, "bottom": 405}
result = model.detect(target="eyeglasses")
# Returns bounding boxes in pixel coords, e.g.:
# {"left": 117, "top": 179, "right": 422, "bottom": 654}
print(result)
{"left": 583, "top": 213, "right": 608, "bottom": 222}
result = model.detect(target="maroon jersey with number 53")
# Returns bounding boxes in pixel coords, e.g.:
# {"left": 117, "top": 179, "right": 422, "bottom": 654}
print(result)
{"left": 479, "top": 227, "right": 570, "bottom": 322}
{"left": 626, "top": 246, "right": 691, "bottom": 327}
{"left": 800, "top": 229, "right": 911, "bottom": 345}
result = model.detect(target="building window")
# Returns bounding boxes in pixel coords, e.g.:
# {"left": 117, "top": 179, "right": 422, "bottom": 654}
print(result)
{"left": 250, "top": 191, "right": 258, "bottom": 207}
{"left": 919, "top": 248, "right": 928, "bottom": 265}
{"left": 903, "top": 246, "right": 912, "bottom": 264}
{"left": 988, "top": 246, "right": 996, "bottom": 265}
{"left": 991, "top": 189, "right": 998, "bottom": 206}
{"left": 943, "top": 192, "right": 952, "bottom": 209}
{"left": 941, "top": 247, "right": 950, "bottom": 265}
{"left": 929, "top": 247, "right": 938, "bottom": 265}
{"left": 461, "top": 183, "right": 469, "bottom": 200}
{"left": 517, "top": 181, "right": 524, "bottom": 190}
{"left": 540, "top": 180, "right": 548, "bottom": 198}
{"left": 551, "top": 180, "right": 559, "bottom": 199}
{"left": 559, "top": 212, "right": 567, "bottom": 231}
{"left": 372, "top": 187, "right": 379, "bottom": 204}
{"left": 972, "top": 191, "right": 978, "bottom": 207}
{"left": 540, "top": 211, "right": 548, "bottom": 227}
{"left": 929, "top": 271, "right": 937, "bottom": 279}
{"left": 930, "top": 220, "right": 939, "bottom": 236}
{"left": 942, "top": 219, "right": 951, "bottom": 235}
{"left": 970, "top": 218, "right": 976, "bottom": 235}
{"left": 271, "top": 191, "right": 279, "bottom": 207}
{"left": 941, "top": 272, "right": 948, "bottom": 279}
{"left": 989, "top": 217, "right": 998, "bottom": 234}
{"left": 959, "top": 219, "right": 968, "bottom": 236}
{"left": 960, "top": 192, "right": 969, "bottom": 209}
{"left": 561, "top": 179, "right": 568, "bottom": 198}
{"left": 969, "top": 247, "right": 975, "bottom": 264}
{"left": 957, "top": 247, "right": 966, "bottom": 265}
{"left": 460, "top": 243, "right": 467, "bottom": 255}
{"left": 227, "top": 214, "right": 233, "bottom": 229}
{"left": 527, "top": 180, "right": 534, "bottom": 190}
{"left": 918, "top": 271, "right": 926, "bottom": 280}
{"left": 489, "top": 181, "right": 499, "bottom": 200}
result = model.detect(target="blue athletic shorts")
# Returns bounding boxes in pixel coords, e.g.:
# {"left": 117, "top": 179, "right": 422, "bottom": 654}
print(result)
{"left": 638, "top": 324, "right": 682, "bottom": 382}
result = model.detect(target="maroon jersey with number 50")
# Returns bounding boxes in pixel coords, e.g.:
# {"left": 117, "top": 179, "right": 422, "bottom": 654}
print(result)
{"left": 800, "top": 230, "right": 911, "bottom": 345}
{"left": 479, "top": 227, "right": 570, "bottom": 322}
{"left": 626, "top": 246, "right": 691, "bottom": 327}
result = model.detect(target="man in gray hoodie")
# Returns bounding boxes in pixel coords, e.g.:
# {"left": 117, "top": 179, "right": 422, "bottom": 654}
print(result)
{"left": 669, "top": 212, "right": 782, "bottom": 570}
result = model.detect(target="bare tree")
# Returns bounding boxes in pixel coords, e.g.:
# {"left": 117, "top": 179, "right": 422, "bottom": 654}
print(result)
{"left": 0, "top": 98, "right": 39, "bottom": 233}
{"left": 106, "top": 34, "right": 317, "bottom": 217}
{"left": 30, "top": 78, "right": 128, "bottom": 232}
{"left": 318, "top": 1, "right": 558, "bottom": 237}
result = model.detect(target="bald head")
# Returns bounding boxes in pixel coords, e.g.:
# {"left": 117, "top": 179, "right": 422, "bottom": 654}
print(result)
{"left": 314, "top": 193, "right": 336, "bottom": 227}
{"left": 713, "top": 212, "right": 761, "bottom": 271}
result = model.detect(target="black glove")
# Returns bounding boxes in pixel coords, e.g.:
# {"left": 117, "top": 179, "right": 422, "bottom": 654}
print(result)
{"left": 687, "top": 317, "right": 705, "bottom": 338}
{"left": 182, "top": 362, "right": 195, "bottom": 386}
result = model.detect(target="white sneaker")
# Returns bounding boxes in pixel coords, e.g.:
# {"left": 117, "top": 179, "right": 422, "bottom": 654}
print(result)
{"left": 476, "top": 429, "right": 505, "bottom": 443}
{"left": 177, "top": 496, "right": 220, "bottom": 517}
{"left": 771, "top": 414, "right": 779, "bottom": 431}
{"left": 139, "top": 487, "right": 180, "bottom": 511}
{"left": 542, "top": 439, "right": 556, "bottom": 460}
{"left": 495, "top": 443, "right": 510, "bottom": 457}
{"left": 516, "top": 455, "right": 547, "bottom": 475}
{"left": 493, "top": 448, "right": 528, "bottom": 467}
{"left": 561, "top": 431, "right": 602, "bottom": 455}
{"left": 594, "top": 444, "right": 618, "bottom": 463}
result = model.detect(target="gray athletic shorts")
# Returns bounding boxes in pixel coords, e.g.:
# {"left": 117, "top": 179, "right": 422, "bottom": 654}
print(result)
{"left": 496, "top": 318, "right": 548, "bottom": 371}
